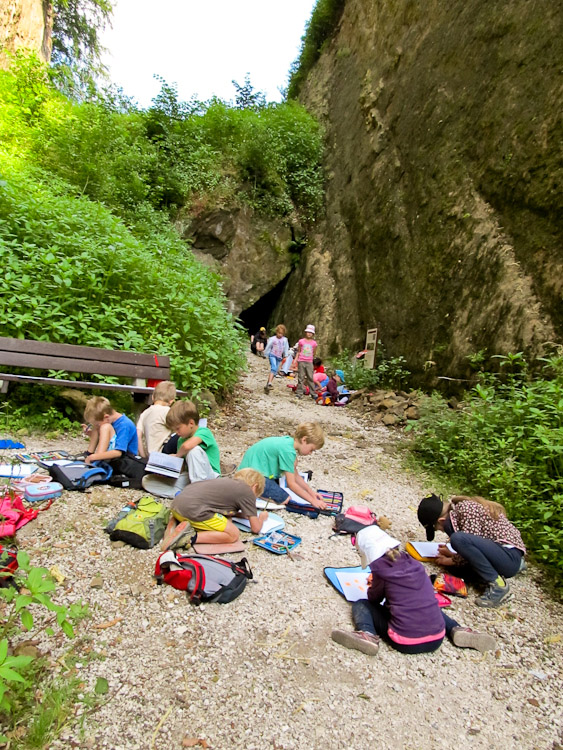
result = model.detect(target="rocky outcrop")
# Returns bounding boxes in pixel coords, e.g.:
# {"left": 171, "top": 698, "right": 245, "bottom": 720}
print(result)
{"left": 175, "top": 205, "right": 296, "bottom": 317}
{"left": 276, "top": 0, "right": 562, "bottom": 381}
{"left": 0, "top": 0, "right": 52, "bottom": 66}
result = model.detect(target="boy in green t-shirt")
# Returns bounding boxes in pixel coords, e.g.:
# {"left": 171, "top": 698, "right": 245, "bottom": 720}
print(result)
{"left": 166, "top": 400, "right": 220, "bottom": 481}
{"left": 238, "top": 422, "right": 327, "bottom": 509}
{"left": 142, "top": 400, "right": 220, "bottom": 499}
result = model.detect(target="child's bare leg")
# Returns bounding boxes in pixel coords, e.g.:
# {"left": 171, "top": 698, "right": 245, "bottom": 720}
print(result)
{"left": 161, "top": 516, "right": 180, "bottom": 550}
{"left": 195, "top": 520, "right": 240, "bottom": 545}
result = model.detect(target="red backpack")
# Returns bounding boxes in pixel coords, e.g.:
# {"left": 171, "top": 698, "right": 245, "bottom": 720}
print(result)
{"left": 155, "top": 551, "right": 253, "bottom": 605}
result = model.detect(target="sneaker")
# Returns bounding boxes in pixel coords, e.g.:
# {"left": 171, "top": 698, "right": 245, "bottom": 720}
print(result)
{"left": 263, "top": 386, "right": 270, "bottom": 394}
{"left": 161, "top": 520, "right": 189, "bottom": 551}
{"left": 267, "top": 383, "right": 274, "bottom": 389}
{"left": 331, "top": 629, "right": 380, "bottom": 656}
{"left": 451, "top": 626, "right": 497, "bottom": 653}
{"left": 220, "top": 461, "right": 237, "bottom": 477}
{"left": 476, "top": 580, "right": 512, "bottom": 608}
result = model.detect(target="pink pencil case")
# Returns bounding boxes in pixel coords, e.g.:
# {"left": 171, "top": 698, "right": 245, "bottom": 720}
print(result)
{"left": 24, "top": 482, "right": 63, "bottom": 503}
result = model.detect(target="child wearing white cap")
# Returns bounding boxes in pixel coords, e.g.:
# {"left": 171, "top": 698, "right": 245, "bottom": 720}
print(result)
{"left": 331, "top": 526, "right": 496, "bottom": 656}
{"left": 295, "top": 324, "right": 318, "bottom": 399}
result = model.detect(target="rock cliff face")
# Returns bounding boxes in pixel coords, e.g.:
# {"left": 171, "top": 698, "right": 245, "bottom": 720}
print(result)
{"left": 175, "top": 205, "right": 296, "bottom": 319}
{"left": 0, "top": 0, "right": 51, "bottom": 65}
{"left": 275, "top": 0, "right": 562, "bottom": 379}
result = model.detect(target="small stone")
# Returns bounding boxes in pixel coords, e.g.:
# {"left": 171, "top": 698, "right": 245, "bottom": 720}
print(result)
{"left": 90, "top": 575, "right": 103, "bottom": 589}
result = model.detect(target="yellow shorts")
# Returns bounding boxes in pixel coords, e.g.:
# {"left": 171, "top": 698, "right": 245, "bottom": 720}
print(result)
{"left": 187, "top": 513, "right": 228, "bottom": 532}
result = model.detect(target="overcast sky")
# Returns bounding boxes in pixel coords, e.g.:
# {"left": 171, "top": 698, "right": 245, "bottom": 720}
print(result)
{"left": 100, "top": 0, "right": 317, "bottom": 108}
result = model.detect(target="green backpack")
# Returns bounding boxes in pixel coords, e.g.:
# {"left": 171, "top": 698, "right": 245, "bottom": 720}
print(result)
{"left": 109, "top": 496, "right": 170, "bottom": 549}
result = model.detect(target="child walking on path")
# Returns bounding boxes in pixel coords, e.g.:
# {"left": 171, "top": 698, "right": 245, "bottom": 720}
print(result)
{"left": 237, "top": 422, "right": 327, "bottom": 509}
{"left": 417, "top": 494, "right": 526, "bottom": 608}
{"left": 331, "top": 526, "right": 496, "bottom": 656}
{"left": 161, "top": 469, "right": 267, "bottom": 550}
{"left": 264, "top": 325, "right": 290, "bottom": 393}
{"left": 295, "top": 324, "right": 318, "bottom": 399}
{"left": 136, "top": 381, "right": 176, "bottom": 457}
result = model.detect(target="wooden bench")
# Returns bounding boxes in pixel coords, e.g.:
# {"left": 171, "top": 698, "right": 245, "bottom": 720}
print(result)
{"left": 0, "top": 337, "right": 180, "bottom": 396}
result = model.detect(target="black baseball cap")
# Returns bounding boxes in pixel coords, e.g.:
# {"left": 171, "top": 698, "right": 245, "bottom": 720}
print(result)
{"left": 417, "top": 494, "right": 444, "bottom": 541}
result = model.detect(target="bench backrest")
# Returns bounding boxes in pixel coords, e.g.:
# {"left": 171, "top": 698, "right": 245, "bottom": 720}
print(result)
{"left": 0, "top": 337, "right": 171, "bottom": 381}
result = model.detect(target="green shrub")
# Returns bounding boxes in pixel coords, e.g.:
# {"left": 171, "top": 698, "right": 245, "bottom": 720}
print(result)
{"left": 409, "top": 352, "right": 563, "bottom": 582}
{"left": 287, "top": 0, "right": 346, "bottom": 99}
{"left": 331, "top": 346, "right": 411, "bottom": 391}
{"left": 0, "top": 158, "right": 246, "bottom": 393}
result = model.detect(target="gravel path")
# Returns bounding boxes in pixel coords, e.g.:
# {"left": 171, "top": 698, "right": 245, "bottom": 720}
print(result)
{"left": 11, "top": 355, "right": 563, "bottom": 750}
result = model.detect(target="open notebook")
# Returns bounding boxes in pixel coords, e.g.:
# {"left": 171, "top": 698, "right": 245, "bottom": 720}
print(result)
{"left": 145, "top": 452, "right": 184, "bottom": 478}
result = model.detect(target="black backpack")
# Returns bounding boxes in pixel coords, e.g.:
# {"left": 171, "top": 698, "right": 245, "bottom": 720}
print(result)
{"left": 155, "top": 551, "right": 253, "bottom": 605}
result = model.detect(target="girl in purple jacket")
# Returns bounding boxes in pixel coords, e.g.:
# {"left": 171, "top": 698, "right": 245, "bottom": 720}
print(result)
{"left": 331, "top": 526, "right": 496, "bottom": 656}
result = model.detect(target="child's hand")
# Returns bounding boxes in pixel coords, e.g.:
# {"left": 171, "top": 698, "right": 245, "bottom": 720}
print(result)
{"left": 436, "top": 544, "right": 455, "bottom": 566}
{"left": 367, "top": 574, "right": 373, "bottom": 586}
{"left": 81, "top": 423, "right": 92, "bottom": 437}
{"left": 313, "top": 493, "right": 327, "bottom": 510}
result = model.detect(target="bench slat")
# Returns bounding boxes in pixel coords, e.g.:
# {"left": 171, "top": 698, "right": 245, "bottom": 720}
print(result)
{"left": 0, "top": 351, "right": 170, "bottom": 380}
{"left": 0, "top": 337, "right": 170, "bottom": 369}
{"left": 0, "top": 373, "right": 187, "bottom": 396}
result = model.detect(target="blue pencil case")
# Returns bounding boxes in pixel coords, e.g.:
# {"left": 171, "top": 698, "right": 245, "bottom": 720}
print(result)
{"left": 253, "top": 531, "right": 301, "bottom": 555}
{"left": 24, "top": 482, "right": 63, "bottom": 503}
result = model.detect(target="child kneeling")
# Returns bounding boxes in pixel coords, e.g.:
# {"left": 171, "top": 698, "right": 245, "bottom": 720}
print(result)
{"left": 162, "top": 469, "right": 267, "bottom": 550}
{"left": 331, "top": 526, "right": 496, "bottom": 656}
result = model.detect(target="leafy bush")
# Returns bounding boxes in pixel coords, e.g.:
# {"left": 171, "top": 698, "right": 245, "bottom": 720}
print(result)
{"left": 409, "top": 352, "right": 563, "bottom": 582}
{"left": 331, "top": 346, "right": 411, "bottom": 391}
{"left": 0, "top": 550, "right": 90, "bottom": 745}
{"left": 287, "top": 0, "right": 346, "bottom": 99}
{"left": 0, "top": 159, "right": 245, "bottom": 393}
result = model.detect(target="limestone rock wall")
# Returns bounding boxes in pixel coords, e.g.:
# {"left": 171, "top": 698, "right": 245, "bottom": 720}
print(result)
{"left": 175, "top": 205, "right": 295, "bottom": 317}
{"left": 0, "top": 0, "right": 52, "bottom": 65}
{"left": 275, "top": 0, "right": 563, "bottom": 379}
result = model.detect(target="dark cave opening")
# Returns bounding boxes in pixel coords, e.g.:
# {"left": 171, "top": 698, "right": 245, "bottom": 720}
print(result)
{"left": 238, "top": 274, "right": 291, "bottom": 335}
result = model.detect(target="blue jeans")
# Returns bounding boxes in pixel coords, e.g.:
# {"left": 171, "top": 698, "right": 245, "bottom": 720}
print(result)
{"left": 449, "top": 532, "right": 523, "bottom": 583}
{"left": 352, "top": 600, "right": 459, "bottom": 654}
{"left": 269, "top": 355, "right": 282, "bottom": 375}
{"left": 261, "top": 477, "right": 289, "bottom": 504}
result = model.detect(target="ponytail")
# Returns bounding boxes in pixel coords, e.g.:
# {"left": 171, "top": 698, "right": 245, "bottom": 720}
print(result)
{"left": 451, "top": 495, "right": 506, "bottom": 521}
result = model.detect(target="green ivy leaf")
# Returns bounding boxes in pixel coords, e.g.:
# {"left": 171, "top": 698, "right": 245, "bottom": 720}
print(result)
{"left": 95, "top": 677, "right": 109, "bottom": 695}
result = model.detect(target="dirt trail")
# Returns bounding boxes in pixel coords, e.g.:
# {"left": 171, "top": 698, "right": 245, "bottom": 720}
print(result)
{"left": 12, "top": 355, "right": 563, "bottom": 750}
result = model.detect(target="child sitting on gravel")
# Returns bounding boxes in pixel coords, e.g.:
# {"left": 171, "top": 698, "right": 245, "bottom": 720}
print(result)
{"left": 161, "top": 469, "right": 267, "bottom": 550}
{"left": 84, "top": 396, "right": 138, "bottom": 464}
{"left": 142, "top": 400, "right": 221, "bottom": 498}
{"left": 136, "top": 380, "right": 176, "bottom": 457}
{"left": 331, "top": 526, "right": 497, "bottom": 656}
{"left": 237, "top": 422, "right": 327, "bottom": 510}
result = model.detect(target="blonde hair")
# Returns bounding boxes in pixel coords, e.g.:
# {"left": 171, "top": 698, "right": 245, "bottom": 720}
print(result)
{"left": 153, "top": 381, "right": 176, "bottom": 403}
{"left": 451, "top": 495, "right": 506, "bottom": 521}
{"left": 275, "top": 324, "right": 287, "bottom": 336}
{"left": 234, "top": 468, "right": 265, "bottom": 496}
{"left": 294, "top": 422, "right": 325, "bottom": 449}
{"left": 84, "top": 396, "right": 114, "bottom": 422}
{"left": 165, "top": 400, "right": 199, "bottom": 429}
{"left": 384, "top": 547, "right": 401, "bottom": 562}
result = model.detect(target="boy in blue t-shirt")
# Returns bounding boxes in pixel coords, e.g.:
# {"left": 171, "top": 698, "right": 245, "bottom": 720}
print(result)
{"left": 84, "top": 396, "right": 138, "bottom": 464}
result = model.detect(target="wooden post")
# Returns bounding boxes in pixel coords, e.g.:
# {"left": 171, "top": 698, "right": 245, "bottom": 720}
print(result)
{"left": 364, "top": 328, "right": 378, "bottom": 369}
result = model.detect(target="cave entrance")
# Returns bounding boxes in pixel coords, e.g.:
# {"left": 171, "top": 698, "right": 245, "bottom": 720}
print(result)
{"left": 238, "top": 274, "right": 290, "bottom": 335}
